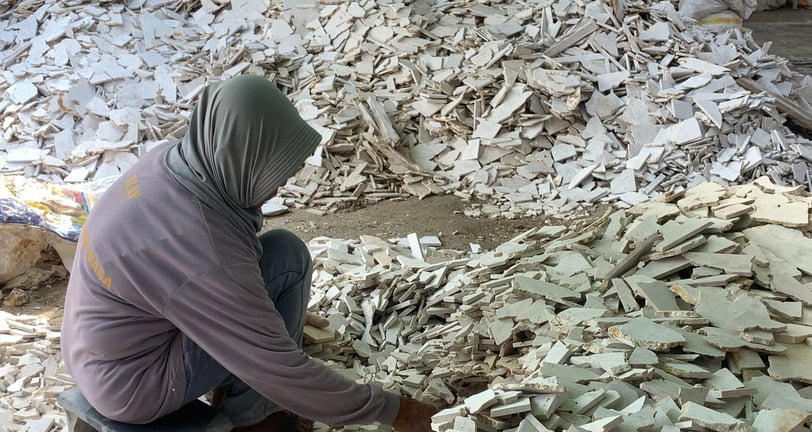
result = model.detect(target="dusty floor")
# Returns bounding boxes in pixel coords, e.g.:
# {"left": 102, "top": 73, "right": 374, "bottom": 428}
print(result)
{"left": 2, "top": 6, "right": 812, "bottom": 319}
{"left": 265, "top": 196, "right": 561, "bottom": 250}
{"left": 747, "top": 8, "right": 812, "bottom": 76}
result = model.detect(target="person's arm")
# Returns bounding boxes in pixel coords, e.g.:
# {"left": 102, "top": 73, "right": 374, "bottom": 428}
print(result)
{"left": 162, "top": 263, "right": 399, "bottom": 426}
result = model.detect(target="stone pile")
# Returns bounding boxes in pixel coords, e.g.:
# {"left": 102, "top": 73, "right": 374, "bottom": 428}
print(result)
{"left": 0, "top": 311, "right": 69, "bottom": 432}
{"left": 303, "top": 176, "right": 812, "bottom": 432}
{"left": 4, "top": 177, "right": 812, "bottom": 430}
{"left": 0, "top": 1, "right": 811, "bottom": 218}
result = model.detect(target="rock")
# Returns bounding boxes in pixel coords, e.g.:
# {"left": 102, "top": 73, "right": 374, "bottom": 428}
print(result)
{"left": 608, "top": 317, "right": 686, "bottom": 351}
{"left": 0, "top": 225, "right": 47, "bottom": 284}
{"left": 2, "top": 288, "right": 30, "bottom": 307}
{"left": 679, "top": 401, "right": 755, "bottom": 432}
{"left": 751, "top": 409, "right": 808, "bottom": 432}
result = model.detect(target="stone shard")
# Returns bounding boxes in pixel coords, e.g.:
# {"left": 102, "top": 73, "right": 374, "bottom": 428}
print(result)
{"left": 678, "top": 401, "right": 755, "bottom": 432}
{"left": 768, "top": 343, "right": 812, "bottom": 384}
{"left": 608, "top": 317, "right": 686, "bottom": 351}
{"left": 751, "top": 409, "right": 808, "bottom": 432}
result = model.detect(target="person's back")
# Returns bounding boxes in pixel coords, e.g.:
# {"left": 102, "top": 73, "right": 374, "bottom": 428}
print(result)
{"left": 61, "top": 75, "right": 436, "bottom": 431}
{"left": 61, "top": 142, "right": 244, "bottom": 422}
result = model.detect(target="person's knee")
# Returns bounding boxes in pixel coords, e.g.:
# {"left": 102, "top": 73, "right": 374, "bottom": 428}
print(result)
{"left": 259, "top": 229, "right": 311, "bottom": 273}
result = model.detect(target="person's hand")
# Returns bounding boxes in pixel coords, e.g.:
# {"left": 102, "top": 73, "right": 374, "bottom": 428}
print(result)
{"left": 392, "top": 396, "right": 437, "bottom": 432}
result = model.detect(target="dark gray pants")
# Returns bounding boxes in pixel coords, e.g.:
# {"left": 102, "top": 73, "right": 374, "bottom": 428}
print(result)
{"left": 181, "top": 229, "right": 312, "bottom": 427}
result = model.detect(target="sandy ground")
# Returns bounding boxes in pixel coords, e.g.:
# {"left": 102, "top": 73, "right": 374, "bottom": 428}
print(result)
{"left": 6, "top": 194, "right": 576, "bottom": 320}
{"left": 3, "top": 7, "right": 812, "bottom": 320}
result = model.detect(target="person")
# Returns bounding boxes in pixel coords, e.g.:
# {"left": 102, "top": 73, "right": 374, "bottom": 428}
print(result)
{"left": 61, "top": 75, "right": 437, "bottom": 432}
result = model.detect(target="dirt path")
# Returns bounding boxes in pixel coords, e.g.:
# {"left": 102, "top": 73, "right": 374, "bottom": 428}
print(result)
{"left": 5, "top": 194, "right": 567, "bottom": 318}
{"left": 264, "top": 194, "right": 558, "bottom": 250}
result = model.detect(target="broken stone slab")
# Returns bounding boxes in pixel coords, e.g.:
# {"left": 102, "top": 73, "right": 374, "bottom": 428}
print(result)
{"left": 704, "top": 369, "right": 756, "bottom": 399}
{"left": 635, "top": 257, "right": 691, "bottom": 279}
{"left": 750, "top": 193, "right": 809, "bottom": 228}
{"left": 608, "top": 317, "right": 686, "bottom": 351}
{"left": 695, "top": 288, "right": 786, "bottom": 333}
{"left": 678, "top": 401, "right": 754, "bottom": 432}
{"left": 681, "top": 252, "right": 753, "bottom": 276}
{"left": 745, "top": 376, "right": 812, "bottom": 415}
{"left": 743, "top": 225, "right": 812, "bottom": 276}
{"left": 465, "top": 389, "right": 499, "bottom": 414}
{"left": 763, "top": 299, "right": 803, "bottom": 320}
{"left": 679, "top": 328, "right": 727, "bottom": 359}
{"left": 657, "top": 218, "right": 714, "bottom": 252}
{"left": 579, "top": 414, "right": 623, "bottom": 432}
{"left": 769, "top": 273, "right": 812, "bottom": 307}
{"left": 701, "top": 327, "right": 787, "bottom": 355}
{"left": 513, "top": 276, "right": 582, "bottom": 303}
{"left": 570, "top": 352, "right": 630, "bottom": 376}
{"left": 768, "top": 343, "right": 812, "bottom": 384}
{"left": 728, "top": 349, "right": 767, "bottom": 371}
{"left": 529, "top": 394, "right": 566, "bottom": 419}
{"left": 659, "top": 361, "right": 712, "bottom": 379}
{"left": 774, "top": 323, "right": 812, "bottom": 344}
{"left": 625, "top": 277, "right": 680, "bottom": 311}
{"left": 517, "top": 414, "right": 553, "bottom": 432}
{"left": 751, "top": 409, "right": 808, "bottom": 432}
{"left": 490, "top": 398, "right": 531, "bottom": 417}
{"left": 539, "top": 363, "right": 603, "bottom": 384}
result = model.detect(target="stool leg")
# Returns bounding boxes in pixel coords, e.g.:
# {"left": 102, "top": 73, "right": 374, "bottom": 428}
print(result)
{"left": 65, "top": 412, "right": 98, "bottom": 432}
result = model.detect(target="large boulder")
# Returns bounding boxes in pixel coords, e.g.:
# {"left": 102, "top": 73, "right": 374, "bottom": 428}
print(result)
{"left": 0, "top": 224, "right": 47, "bottom": 284}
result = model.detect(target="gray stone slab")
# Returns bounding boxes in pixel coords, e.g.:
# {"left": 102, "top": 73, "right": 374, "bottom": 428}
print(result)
{"left": 729, "top": 349, "right": 766, "bottom": 370}
{"left": 668, "top": 283, "right": 714, "bottom": 306}
{"left": 625, "top": 215, "right": 661, "bottom": 243}
{"left": 544, "top": 341, "right": 573, "bottom": 365}
{"left": 770, "top": 273, "right": 812, "bottom": 307}
{"left": 605, "top": 236, "right": 657, "bottom": 280}
{"left": 648, "top": 235, "right": 707, "bottom": 260}
{"left": 465, "top": 389, "right": 498, "bottom": 414}
{"left": 768, "top": 343, "right": 812, "bottom": 384}
{"left": 539, "top": 363, "right": 603, "bottom": 384}
{"left": 680, "top": 328, "right": 726, "bottom": 358}
{"left": 611, "top": 278, "right": 640, "bottom": 313}
{"left": 513, "top": 276, "right": 582, "bottom": 303}
{"left": 628, "top": 347, "right": 659, "bottom": 367}
{"left": 702, "top": 327, "right": 787, "bottom": 354}
{"left": 693, "top": 235, "right": 740, "bottom": 254}
{"left": 682, "top": 252, "right": 753, "bottom": 276}
{"left": 608, "top": 317, "right": 686, "bottom": 351}
{"left": 763, "top": 299, "right": 804, "bottom": 320}
{"left": 635, "top": 256, "right": 691, "bottom": 279}
{"left": 678, "top": 401, "right": 754, "bottom": 432}
{"left": 696, "top": 287, "right": 786, "bottom": 333}
{"left": 557, "top": 308, "right": 611, "bottom": 327}
{"left": 660, "top": 361, "right": 711, "bottom": 379}
{"left": 530, "top": 394, "right": 566, "bottom": 419}
{"left": 610, "top": 168, "right": 637, "bottom": 194}
{"left": 745, "top": 376, "right": 812, "bottom": 414}
{"left": 751, "top": 409, "right": 808, "bottom": 432}
{"left": 626, "top": 277, "right": 680, "bottom": 311}
{"left": 744, "top": 225, "right": 812, "bottom": 276}
{"left": 490, "top": 398, "right": 532, "bottom": 417}
{"left": 639, "top": 379, "right": 684, "bottom": 401}
{"left": 658, "top": 219, "right": 714, "bottom": 251}
{"left": 775, "top": 323, "right": 812, "bottom": 344}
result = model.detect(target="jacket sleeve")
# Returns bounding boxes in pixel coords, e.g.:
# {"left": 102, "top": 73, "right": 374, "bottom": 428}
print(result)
{"left": 161, "top": 263, "right": 400, "bottom": 426}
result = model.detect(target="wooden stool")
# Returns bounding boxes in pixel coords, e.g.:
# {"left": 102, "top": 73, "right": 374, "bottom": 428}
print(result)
{"left": 57, "top": 388, "right": 233, "bottom": 432}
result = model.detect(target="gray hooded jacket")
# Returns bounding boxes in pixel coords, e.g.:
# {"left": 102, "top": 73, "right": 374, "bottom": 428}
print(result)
{"left": 61, "top": 76, "right": 400, "bottom": 424}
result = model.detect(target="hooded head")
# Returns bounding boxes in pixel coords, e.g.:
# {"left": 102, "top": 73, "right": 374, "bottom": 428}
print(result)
{"left": 166, "top": 75, "right": 320, "bottom": 236}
